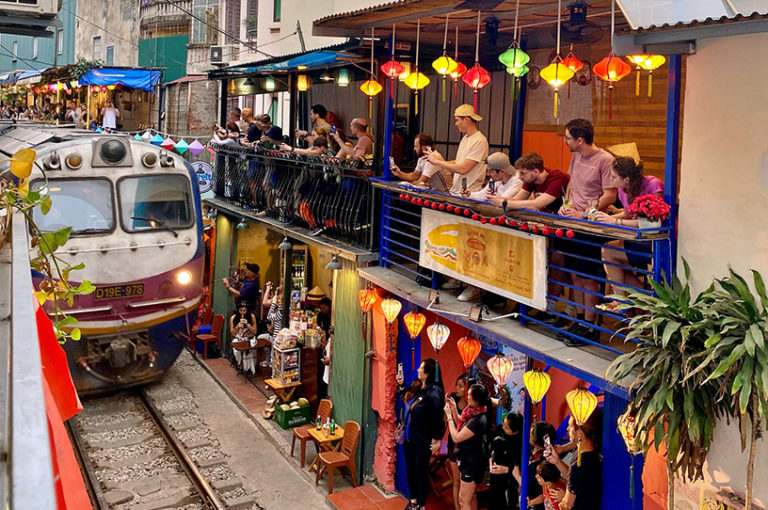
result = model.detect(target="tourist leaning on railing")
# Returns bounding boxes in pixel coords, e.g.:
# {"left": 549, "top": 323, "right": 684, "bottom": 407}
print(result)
{"left": 391, "top": 133, "right": 452, "bottom": 191}
{"left": 332, "top": 117, "right": 373, "bottom": 159}
{"left": 490, "top": 152, "right": 570, "bottom": 214}
{"left": 592, "top": 156, "right": 666, "bottom": 311}
{"left": 461, "top": 152, "right": 522, "bottom": 202}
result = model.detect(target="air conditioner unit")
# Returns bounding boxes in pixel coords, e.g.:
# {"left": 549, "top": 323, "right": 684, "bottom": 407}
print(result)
{"left": 0, "top": 0, "right": 62, "bottom": 18}
{"left": 210, "top": 45, "right": 238, "bottom": 65}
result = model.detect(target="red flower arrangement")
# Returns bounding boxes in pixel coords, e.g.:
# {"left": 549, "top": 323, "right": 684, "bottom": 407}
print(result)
{"left": 627, "top": 194, "right": 670, "bottom": 222}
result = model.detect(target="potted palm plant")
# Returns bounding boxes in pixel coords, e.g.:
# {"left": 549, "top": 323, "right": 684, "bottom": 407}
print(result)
{"left": 608, "top": 261, "right": 721, "bottom": 509}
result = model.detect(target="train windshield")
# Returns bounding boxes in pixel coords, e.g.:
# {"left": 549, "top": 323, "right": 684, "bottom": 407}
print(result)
{"left": 31, "top": 179, "right": 114, "bottom": 235}
{"left": 118, "top": 174, "right": 194, "bottom": 233}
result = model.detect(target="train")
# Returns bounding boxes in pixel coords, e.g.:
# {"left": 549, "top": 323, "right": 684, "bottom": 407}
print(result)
{"left": 0, "top": 121, "right": 204, "bottom": 395}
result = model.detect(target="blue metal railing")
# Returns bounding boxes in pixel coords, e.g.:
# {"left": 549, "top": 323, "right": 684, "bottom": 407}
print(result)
{"left": 376, "top": 182, "right": 674, "bottom": 356}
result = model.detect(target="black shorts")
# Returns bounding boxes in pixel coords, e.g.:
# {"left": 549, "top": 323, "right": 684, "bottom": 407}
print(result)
{"left": 562, "top": 232, "right": 607, "bottom": 278}
{"left": 458, "top": 459, "right": 486, "bottom": 483}
{"left": 624, "top": 240, "right": 653, "bottom": 270}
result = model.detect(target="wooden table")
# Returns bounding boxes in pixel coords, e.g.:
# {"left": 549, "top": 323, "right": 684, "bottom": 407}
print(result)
{"left": 265, "top": 378, "right": 302, "bottom": 403}
{"left": 231, "top": 340, "right": 257, "bottom": 377}
{"left": 307, "top": 424, "right": 345, "bottom": 475}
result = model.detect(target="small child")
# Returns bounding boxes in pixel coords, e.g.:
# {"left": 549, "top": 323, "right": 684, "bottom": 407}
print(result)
{"left": 536, "top": 462, "right": 566, "bottom": 510}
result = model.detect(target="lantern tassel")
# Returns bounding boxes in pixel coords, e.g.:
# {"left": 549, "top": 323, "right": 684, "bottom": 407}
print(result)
{"left": 415, "top": 91, "right": 419, "bottom": 116}
{"left": 368, "top": 97, "right": 373, "bottom": 119}
{"left": 412, "top": 342, "right": 415, "bottom": 367}
{"left": 442, "top": 77, "right": 446, "bottom": 102}
{"left": 648, "top": 71, "right": 653, "bottom": 97}
{"left": 553, "top": 88, "right": 558, "bottom": 118}
{"left": 567, "top": 80, "right": 571, "bottom": 99}
{"left": 453, "top": 79, "right": 458, "bottom": 100}
{"left": 577, "top": 436, "right": 582, "bottom": 466}
{"left": 473, "top": 89, "right": 478, "bottom": 111}
{"left": 608, "top": 86, "right": 613, "bottom": 120}
{"left": 629, "top": 462, "right": 635, "bottom": 499}
{"left": 635, "top": 68, "right": 640, "bottom": 96}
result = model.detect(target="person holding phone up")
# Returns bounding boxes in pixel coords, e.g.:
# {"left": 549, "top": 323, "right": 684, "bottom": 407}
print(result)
{"left": 461, "top": 152, "right": 522, "bottom": 203}
{"left": 396, "top": 359, "right": 445, "bottom": 510}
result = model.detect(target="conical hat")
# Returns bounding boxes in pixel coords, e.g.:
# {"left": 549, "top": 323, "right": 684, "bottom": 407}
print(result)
{"left": 307, "top": 286, "right": 326, "bottom": 299}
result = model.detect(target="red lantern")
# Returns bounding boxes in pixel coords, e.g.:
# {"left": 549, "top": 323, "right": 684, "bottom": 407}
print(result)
{"left": 498, "top": 217, "right": 506, "bottom": 225}
{"left": 489, "top": 218, "right": 497, "bottom": 225}
{"left": 423, "top": 200, "right": 431, "bottom": 207}
{"left": 403, "top": 311, "right": 426, "bottom": 340}
{"left": 509, "top": 220, "right": 517, "bottom": 227}
{"left": 457, "top": 336, "right": 481, "bottom": 370}
{"left": 381, "top": 59, "right": 405, "bottom": 79}
{"left": 542, "top": 227, "right": 551, "bottom": 235}
{"left": 593, "top": 51, "right": 631, "bottom": 119}
{"left": 566, "top": 230, "right": 575, "bottom": 238}
{"left": 358, "top": 288, "right": 378, "bottom": 313}
{"left": 463, "top": 209, "right": 471, "bottom": 217}
{"left": 471, "top": 214, "right": 479, "bottom": 221}
{"left": 431, "top": 203, "right": 438, "bottom": 210}
{"left": 438, "top": 203, "right": 446, "bottom": 211}
{"left": 480, "top": 217, "right": 487, "bottom": 224}
{"left": 447, "top": 205, "right": 454, "bottom": 212}
{"left": 555, "top": 228, "right": 564, "bottom": 237}
{"left": 462, "top": 64, "right": 491, "bottom": 110}
{"left": 561, "top": 46, "right": 583, "bottom": 98}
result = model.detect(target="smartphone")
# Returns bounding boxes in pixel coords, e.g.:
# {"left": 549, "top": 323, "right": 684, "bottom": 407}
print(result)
{"left": 461, "top": 177, "right": 468, "bottom": 191}
{"left": 397, "top": 363, "right": 404, "bottom": 380}
{"left": 544, "top": 435, "right": 553, "bottom": 455}
{"left": 331, "top": 125, "right": 336, "bottom": 134}
{"left": 488, "top": 180, "right": 496, "bottom": 194}
{"left": 389, "top": 156, "right": 395, "bottom": 167}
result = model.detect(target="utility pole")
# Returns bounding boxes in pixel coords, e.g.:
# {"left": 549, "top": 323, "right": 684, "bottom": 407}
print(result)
{"left": 296, "top": 20, "right": 305, "bottom": 52}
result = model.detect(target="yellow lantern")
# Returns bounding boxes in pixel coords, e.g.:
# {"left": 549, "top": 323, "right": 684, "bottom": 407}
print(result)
{"left": 432, "top": 54, "right": 457, "bottom": 102}
{"left": 397, "top": 62, "right": 411, "bottom": 82}
{"left": 523, "top": 369, "right": 552, "bottom": 404}
{"left": 618, "top": 405, "right": 640, "bottom": 498}
{"left": 296, "top": 74, "right": 311, "bottom": 92}
{"left": 426, "top": 322, "right": 450, "bottom": 353}
{"left": 566, "top": 387, "right": 598, "bottom": 466}
{"left": 637, "top": 54, "right": 666, "bottom": 97}
{"left": 626, "top": 54, "right": 648, "bottom": 96}
{"left": 381, "top": 298, "right": 402, "bottom": 324}
{"left": 403, "top": 72, "right": 430, "bottom": 90}
{"left": 487, "top": 353, "right": 514, "bottom": 387}
{"left": 540, "top": 61, "right": 575, "bottom": 118}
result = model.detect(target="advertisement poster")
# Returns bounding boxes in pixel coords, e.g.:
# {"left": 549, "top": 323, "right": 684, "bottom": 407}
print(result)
{"left": 419, "top": 209, "right": 548, "bottom": 310}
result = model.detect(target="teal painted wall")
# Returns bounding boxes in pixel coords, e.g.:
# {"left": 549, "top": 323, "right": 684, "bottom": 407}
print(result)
{"left": 212, "top": 213, "right": 234, "bottom": 352}
{"left": 138, "top": 35, "right": 188, "bottom": 84}
{"left": 0, "top": 0, "right": 76, "bottom": 73}
{"left": 330, "top": 259, "right": 367, "bottom": 476}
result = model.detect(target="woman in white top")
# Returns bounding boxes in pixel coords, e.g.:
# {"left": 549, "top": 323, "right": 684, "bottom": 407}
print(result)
{"left": 463, "top": 152, "right": 522, "bottom": 202}
{"left": 101, "top": 100, "right": 119, "bottom": 130}
{"left": 391, "top": 133, "right": 453, "bottom": 191}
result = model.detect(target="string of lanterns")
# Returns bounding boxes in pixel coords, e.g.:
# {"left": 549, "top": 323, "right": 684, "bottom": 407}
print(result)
{"left": 132, "top": 129, "right": 208, "bottom": 158}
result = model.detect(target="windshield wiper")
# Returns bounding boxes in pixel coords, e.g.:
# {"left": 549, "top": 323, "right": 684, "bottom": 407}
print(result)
{"left": 131, "top": 215, "right": 179, "bottom": 238}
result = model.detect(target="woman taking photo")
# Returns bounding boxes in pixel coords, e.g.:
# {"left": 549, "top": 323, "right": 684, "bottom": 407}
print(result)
{"left": 446, "top": 383, "right": 491, "bottom": 510}
{"left": 396, "top": 359, "right": 445, "bottom": 510}
{"left": 445, "top": 374, "right": 475, "bottom": 510}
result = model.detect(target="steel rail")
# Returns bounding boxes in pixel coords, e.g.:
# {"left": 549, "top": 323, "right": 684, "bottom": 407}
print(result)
{"left": 65, "top": 419, "right": 110, "bottom": 510}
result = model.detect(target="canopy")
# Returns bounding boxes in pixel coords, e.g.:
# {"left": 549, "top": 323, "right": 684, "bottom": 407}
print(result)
{"left": 16, "top": 70, "right": 42, "bottom": 85}
{"left": 253, "top": 50, "right": 355, "bottom": 72}
{"left": 79, "top": 67, "right": 161, "bottom": 92}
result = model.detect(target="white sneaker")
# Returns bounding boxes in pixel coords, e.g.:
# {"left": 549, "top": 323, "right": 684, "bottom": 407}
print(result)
{"left": 440, "top": 278, "right": 462, "bottom": 290}
{"left": 457, "top": 286, "right": 483, "bottom": 302}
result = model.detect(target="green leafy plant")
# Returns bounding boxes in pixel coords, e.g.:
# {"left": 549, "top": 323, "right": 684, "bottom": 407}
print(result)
{"left": 608, "top": 261, "right": 721, "bottom": 509}
{"left": 1, "top": 149, "right": 94, "bottom": 341}
{"left": 686, "top": 268, "right": 768, "bottom": 510}
{"left": 73, "top": 57, "right": 103, "bottom": 79}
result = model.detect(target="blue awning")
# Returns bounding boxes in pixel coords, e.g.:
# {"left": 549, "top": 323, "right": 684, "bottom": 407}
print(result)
{"left": 253, "top": 50, "right": 355, "bottom": 72}
{"left": 15, "top": 70, "right": 42, "bottom": 85}
{"left": 79, "top": 68, "right": 161, "bottom": 92}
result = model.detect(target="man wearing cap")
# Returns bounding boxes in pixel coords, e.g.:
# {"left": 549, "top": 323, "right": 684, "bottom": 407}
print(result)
{"left": 462, "top": 152, "right": 522, "bottom": 202}
{"left": 259, "top": 126, "right": 284, "bottom": 149}
{"left": 222, "top": 263, "right": 260, "bottom": 313}
{"left": 427, "top": 104, "right": 489, "bottom": 195}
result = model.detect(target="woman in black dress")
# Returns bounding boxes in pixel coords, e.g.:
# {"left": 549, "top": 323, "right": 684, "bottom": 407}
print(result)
{"left": 396, "top": 359, "right": 445, "bottom": 510}
{"left": 445, "top": 373, "right": 476, "bottom": 510}
{"left": 445, "top": 383, "right": 491, "bottom": 510}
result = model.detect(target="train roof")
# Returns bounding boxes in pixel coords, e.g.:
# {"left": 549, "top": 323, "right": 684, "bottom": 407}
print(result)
{"left": 0, "top": 121, "right": 109, "bottom": 157}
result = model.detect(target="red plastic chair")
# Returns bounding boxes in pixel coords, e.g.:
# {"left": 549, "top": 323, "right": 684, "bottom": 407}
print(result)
{"left": 315, "top": 420, "right": 360, "bottom": 494}
{"left": 195, "top": 314, "right": 224, "bottom": 359}
{"left": 291, "top": 399, "right": 332, "bottom": 468}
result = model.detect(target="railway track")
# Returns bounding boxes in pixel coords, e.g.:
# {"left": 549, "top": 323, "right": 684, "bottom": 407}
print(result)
{"left": 69, "top": 382, "right": 261, "bottom": 509}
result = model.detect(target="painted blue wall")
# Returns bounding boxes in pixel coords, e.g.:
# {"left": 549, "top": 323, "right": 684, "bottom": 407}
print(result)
{"left": 0, "top": 0, "right": 76, "bottom": 73}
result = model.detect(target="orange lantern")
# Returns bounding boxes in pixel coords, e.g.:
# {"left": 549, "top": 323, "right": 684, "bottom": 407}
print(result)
{"left": 618, "top": 405, "right": 640, "bottom": 498}
{"left": 381, "top": 24, "right": 405, "bottom": 98}
{"left": 381, "top": 298, "right": 402, "bottom": 324}
{"left": 358, "top": 288, "right": 377, "bottom": 313}
{"left": 593, "top": 51, "right": 630, "bottom": 119}
{"left": 486, "top": 353, "right": 514, "bottom": 387}
{"left": 457, "top": 336, "right": 481, "bottom": 371}
{"left": 426, "top": 322, "right": 450, "bottom": 353}
{"left": 523, "top": 369, "right": 551, "bottom": 404}
{"left": 462, "top": 11, "right": 491, "bottom": 110}
{"left": 566, "top": 387, "right": 598, "bottom": 465}
{"left": 296, "top": 74, "right": 311, "bottom": 91}
{"left": 403, "top": 311, "right": 426, "bottom": 339}
{"left": 449, "top": 26, "right": 466, "bottom": 101}
{"left": 561, "top": 45, "right": 583, "bottom": 98}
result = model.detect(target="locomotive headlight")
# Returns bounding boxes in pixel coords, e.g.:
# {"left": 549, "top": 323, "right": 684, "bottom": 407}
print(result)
{"left": 100, "top": 139, "right": 127, "bottom": 164}
{"left": 176, "top": 270, "right": 192, "bottom": 285}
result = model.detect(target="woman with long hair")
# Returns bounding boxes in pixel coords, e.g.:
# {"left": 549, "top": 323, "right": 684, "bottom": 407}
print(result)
{"left": 396, "top": 358, "right": 445, "bottom": 510}
{"left": 446, "top": 383, "right": 491, "bottom": 510}
{"left": 229, "top": 301, "right": 257, "bottom": 372}
{"left": 444, "top": 373, "right": 476, "bottom": 510}
{"left": 593, "top": 156, "right": 664, "bottom": 309}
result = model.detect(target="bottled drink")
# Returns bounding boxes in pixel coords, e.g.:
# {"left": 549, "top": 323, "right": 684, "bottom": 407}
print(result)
{"left": 316, "top": 415, "right": 322, "bottom": 430}
{"left": 323, "top": 417, "right": 330, "bottom": 438}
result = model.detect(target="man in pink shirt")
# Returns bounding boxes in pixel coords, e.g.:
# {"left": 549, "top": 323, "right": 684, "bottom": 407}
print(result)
{"left": 557, "top": 119, "right": 617, "bottom": 345}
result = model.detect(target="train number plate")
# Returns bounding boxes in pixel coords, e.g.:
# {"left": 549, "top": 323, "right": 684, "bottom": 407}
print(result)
{"left": 94, "top": 283, "right": 145, "bottom": 301}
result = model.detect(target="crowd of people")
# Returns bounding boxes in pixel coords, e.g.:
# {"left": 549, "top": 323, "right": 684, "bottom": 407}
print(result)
{"left": 396, "top": 359, "right": 602, "bottom": 510}
{"left": 211, "top": 103, "right": 375, "bottom": 160}
{"left": 1, "top": 101, "right": 86, "bottom": 124}
{"left": 391, "top": 106, "right": 665, "bottom": 345}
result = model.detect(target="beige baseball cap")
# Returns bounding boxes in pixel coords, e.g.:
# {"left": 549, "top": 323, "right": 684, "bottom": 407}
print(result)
{"left": 454, "top": 104, "right": 483, "bottom": 121}
{"left": 486, "top": 152, "right": 515, "bottom": 176}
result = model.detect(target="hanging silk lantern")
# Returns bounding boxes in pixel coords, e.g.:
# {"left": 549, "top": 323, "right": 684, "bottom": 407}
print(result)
{"left": 381, "top": 59, "right": 404, "bottom": 79}
{"left": 462, "top": 11, "right": 491, "bottom": 110}
{"left": 381, "top": 298, "right": 402, "bottom": 324}
{"left": 397, "top": 62, "right": 411, "bottom": 82}
{"left": 486, "top": 353, "right": 514, "bottom": 387}
{"left": 358, "top": 288, "right": 378, "bottom": 313}
{"left": 360, "top": 76, "right": 382, "bottom": 118}
{"left": 498, "top": 46, "right": 530, "bottom": 75}
{"left": 637, "top": 54, "right": 665, "bottom": 97}
{"left": 561, "top": 45, "right": 583, "bottom": 98}
{"left": 403, "top": 72, "right": 429, "bottom": 90}
{"left": 296, "top": 74, "right": 311, "bottom": 91}
{"left": 432, "top": 14, "right": 458, "bottom": 102}
{"left": 407, "top": 20, "right": 430, "bottom": 115}
{"left": 523, "top": 369, "right": 552, "bottom": 404}
{"left": 457, "top": 336, "right": 481, "bottom": 371}
{"left": 566, "top": 387, "right": 598, "bottom": 466}
{"left": 263, "top": 76, "right": 276, "bottom": 92}
{"left": 426, "top": 322, "right": 450, "bottom": 353}
{"left": 625, "top": 54, "right": 648, "bottom": 96}
{"left": 403, "top": 311, "right": 426, "bottom": 339}
{"left": 450, "top": 27, "right": 465, "bottom": 100}
{"left": 593, "top": 51, "right": 630, "bottom": 118}
{"left": 336, "top": 68, "right": 350, "bottom": 87}
{"left": 450, "top": 61, "right": 466, "bottom": 80}
{"left": 618, "top": 405, "right": 641, "bottom": 498}
{"left": 540, "top": 60, "right": 575, "bottom": 118}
